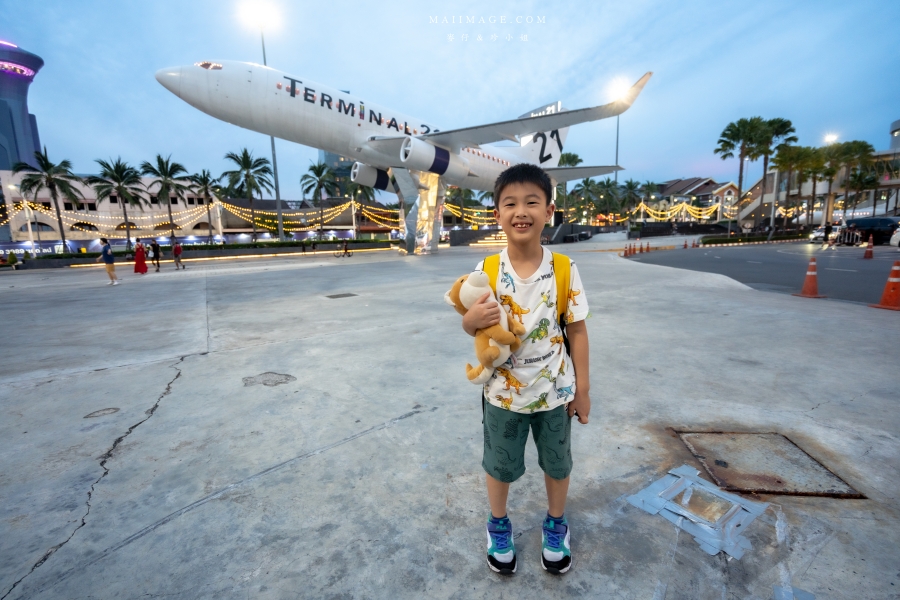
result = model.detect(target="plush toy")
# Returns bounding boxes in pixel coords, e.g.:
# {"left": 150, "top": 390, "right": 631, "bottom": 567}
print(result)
{"left": 445, "top": 270, "right": 526, "bottom": 384}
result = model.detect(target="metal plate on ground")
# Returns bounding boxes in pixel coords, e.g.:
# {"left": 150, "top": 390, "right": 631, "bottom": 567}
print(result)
{"left": 678, "top": 432, "right": 862, "bottom": 498}
{"left": 326, "top": 293, "right": 357, "bottom": 299}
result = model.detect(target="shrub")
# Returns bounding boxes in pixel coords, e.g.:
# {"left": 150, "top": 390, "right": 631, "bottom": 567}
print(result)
{"left": 22, "top": 251, "right": 30, "bottom": 260}
{"left": 7, "top": 252, "right": 17, "bottom": 265}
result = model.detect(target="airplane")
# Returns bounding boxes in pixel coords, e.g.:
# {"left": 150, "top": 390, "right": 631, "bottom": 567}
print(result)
{"left": 154, "top": 60, "right": 651, "bottom": 251}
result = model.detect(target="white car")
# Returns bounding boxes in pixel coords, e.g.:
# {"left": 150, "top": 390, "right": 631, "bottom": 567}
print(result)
{"left": 809, "top": 226, "right": 842, "bottom": 243}
{"left": 890, "top": 228, "right": 900, "bottom": 248}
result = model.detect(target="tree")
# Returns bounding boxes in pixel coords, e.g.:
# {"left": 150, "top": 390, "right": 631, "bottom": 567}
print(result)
{"left": 299, "top": 162, "right": 338, "bottom": 239}
{"left": 477, "top": 190, "right": 493, "bottom": 206}
{"left": 621, "top": 179, "right": 642, "bottom": 217}
{"left": 571, "top": 178, "right": 598, "bottom": 222}
{"left": 87, "top": 158, "right": 146, "bottom": 251}
{"left": 771, "top": 145, "right": 804, "bottom": 229}
{"left": 821, "top": 142, "right": 847, "bottom": 224}
{"left": 714, "top": 116, "right": 766, "bottom": 233}
{"left": 748, "top": 118, "right": 797, "bottom": 232}
{"left": 841, "top": 141, "right": 875, "bottom": 219}
{"left": 189, "top": 169, "right": 219, "bottom": 244}
{"left": 847, "top": 170, "right": 878, "bottom": 218}
{"left": 140, "top": 155, "right": 191, "bottom": 241}
{"left": 801, "top": 148, "right": 826, "bottom": 227}
{"left": 596, "top": 178, "right": 621, "bottom": 219}
{"left": 557, "top": 152, "right": 583, "bottom": 216}
{"left": 13, "top": 147, "right": 85, "bottom": 252}
{"left": 221, "top": 149, "right": 273, "bottom": 242}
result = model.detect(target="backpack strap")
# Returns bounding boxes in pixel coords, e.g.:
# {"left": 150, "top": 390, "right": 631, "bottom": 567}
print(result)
{"left": 482, "top": 253, "right": 501, "bottom": 295}
{"left": 551, "top": 252, "right": 570, "bottom": 324}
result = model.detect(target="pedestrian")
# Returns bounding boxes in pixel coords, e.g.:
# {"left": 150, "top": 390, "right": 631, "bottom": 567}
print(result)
{"left": 173, "top": 238, "right": 185, "bottom": 270}
{"left": 96, "top": 238, "right": 120, "bottom": 285}
{"left": 821, "top": 222, "right": 833, "bottom": 250}
{"left": 134, "top": 239, "right": 148, "bottom": 274}
{"left": 150, "top": 239, "right": 161, "bottom": 272}
{"left": 457, "top": 164, "right": 591, "bottom": 576}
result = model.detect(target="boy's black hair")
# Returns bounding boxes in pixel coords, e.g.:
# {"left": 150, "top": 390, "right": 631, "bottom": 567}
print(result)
{"left": 99, "top": 238, "right": 108, "bottom": 243}
{"left": 492, "top": 163, "right": 553, "bottom": 209}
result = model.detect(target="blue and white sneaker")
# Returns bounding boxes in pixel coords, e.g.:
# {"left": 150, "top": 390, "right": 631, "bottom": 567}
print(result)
{"left": 486, "top": 516, "right": 517, "bottom": 574}
{"left": 541, "top": 514, "right": 572, "bottom": 574}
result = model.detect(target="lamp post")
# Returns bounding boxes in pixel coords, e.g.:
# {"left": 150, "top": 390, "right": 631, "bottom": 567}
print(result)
{"left": 614, "top": 114, "right": 619, "bottom": 184}
{"left": 240, "top": 3, "right": 284, "bottom": 241}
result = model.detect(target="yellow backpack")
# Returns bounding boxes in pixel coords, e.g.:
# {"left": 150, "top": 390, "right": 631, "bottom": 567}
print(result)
{"left": 482, "top": 252, "right": 571, "bottom": 328}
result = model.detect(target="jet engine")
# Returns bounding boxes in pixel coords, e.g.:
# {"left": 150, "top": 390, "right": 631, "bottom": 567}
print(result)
{"left": 350, "top": 162, "right": 396, "bottom": 193}
{"left": 400, "top": 137, "right": 469, "bottom": 181}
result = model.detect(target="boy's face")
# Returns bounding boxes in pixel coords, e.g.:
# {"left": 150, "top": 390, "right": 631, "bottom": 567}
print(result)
{"left": 493, "top": 182, "right": 554, "bottom": 246}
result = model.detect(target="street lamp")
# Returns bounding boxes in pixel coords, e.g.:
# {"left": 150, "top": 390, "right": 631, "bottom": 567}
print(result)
{"left": 824, "top": 133, "right": 838, "bottom": 145}
{"left": 238, "top": 1, "right": 284, "bottom": 240}
{"left": 607, "top": 78, "right": 631, "bottom": 183}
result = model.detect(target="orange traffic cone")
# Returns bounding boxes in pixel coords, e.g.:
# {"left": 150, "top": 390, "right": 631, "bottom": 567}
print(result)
{"left": 793, "top": 258, "right": 826, "bottom": 299}
{"left": 638, "top": 243, "right": 644, "bottom": 254}
{"left": 870, "top": 261, "right": 900, "bottom": 311}
{"left": 684, "top": 240, "right": 688, "bottom": 249}
{"left": 863, "top": 234, "right": 874, "bottom": 259}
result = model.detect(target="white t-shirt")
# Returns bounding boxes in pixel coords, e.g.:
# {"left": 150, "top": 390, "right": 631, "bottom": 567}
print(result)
{"left": 476, "top": 247, "right": 589, "bottom": 414}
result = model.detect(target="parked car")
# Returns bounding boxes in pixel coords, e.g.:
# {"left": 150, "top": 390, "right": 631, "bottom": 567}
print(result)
{"left": 809, "top": 225, "right": 843, "bottom": 243}
{"left": 844, "top": 217, "right": 900, "bottom": 245}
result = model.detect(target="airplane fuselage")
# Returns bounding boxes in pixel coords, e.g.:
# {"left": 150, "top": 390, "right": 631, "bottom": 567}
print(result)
{"left": 156, "top": 61, "right": 518, "bottom": 191}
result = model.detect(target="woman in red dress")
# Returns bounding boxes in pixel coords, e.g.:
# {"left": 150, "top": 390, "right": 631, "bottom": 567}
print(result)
{"left": 133, "top": 239, "right": 148, "bottom": 274}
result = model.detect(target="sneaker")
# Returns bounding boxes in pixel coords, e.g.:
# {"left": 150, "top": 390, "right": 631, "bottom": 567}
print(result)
{"left": 486, "top": 516, "right": 516, "bottom": 575}
{"left": 112, "top": 281, "right": 120, "bottom": 285}
{"left": 541, "top": 514, "right": 572, "bottom": 574}
{"left": 106, "top": 281, "right": 114, "bottom": 285}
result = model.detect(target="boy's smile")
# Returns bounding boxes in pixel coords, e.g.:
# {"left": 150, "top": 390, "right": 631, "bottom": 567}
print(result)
{"left": 493, "top": 182, "right": 555, "bottom": 247}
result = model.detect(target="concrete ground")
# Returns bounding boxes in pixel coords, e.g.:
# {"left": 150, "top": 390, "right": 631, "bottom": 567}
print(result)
{"left": 633, "top": 241, "right": 900, "bottom": 304}
{"left": 0, "top": 241, "right": 898, "bottom": 599}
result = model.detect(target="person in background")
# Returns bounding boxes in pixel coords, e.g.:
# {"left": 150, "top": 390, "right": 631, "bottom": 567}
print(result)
{"left": 173, "top": 238, "right": 185, "bottom": 270}
{"left": 96, "top": 238, "right": 119, "bottom": 285}
{"left": 150, "top": 239, "right": 161, "bottom": 272}
{"left": 134, "top": 238, "right": 148, "bottom": 274}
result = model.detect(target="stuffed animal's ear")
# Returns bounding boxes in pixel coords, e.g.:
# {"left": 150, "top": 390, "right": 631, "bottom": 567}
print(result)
{"left": 443, "top": 290, "right": 456, "bottom": 306}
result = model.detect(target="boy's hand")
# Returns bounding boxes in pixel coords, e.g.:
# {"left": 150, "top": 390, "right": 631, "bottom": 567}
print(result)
{"left": 567, "top": 389, "right": 590, "bottom": 424}
{"left": 462, "top": 292, "right": 501, "bottom": 336}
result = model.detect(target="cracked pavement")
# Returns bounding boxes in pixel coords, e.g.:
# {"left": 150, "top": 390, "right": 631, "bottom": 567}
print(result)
{"left": 0, "top": 244, "right": 898, "bottom": 599}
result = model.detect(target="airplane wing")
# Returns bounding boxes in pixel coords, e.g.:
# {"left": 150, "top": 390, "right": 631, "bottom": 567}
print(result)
{"left": 544, "top": 166, "right": 622, "bottom": 183}
{"left": 422, "top": 72, "right": 652, "bottom": 150}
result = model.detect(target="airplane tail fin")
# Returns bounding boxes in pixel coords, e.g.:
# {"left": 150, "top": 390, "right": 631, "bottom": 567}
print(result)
{"left": 500, "top": 101, "right": 569, "bottom": 167}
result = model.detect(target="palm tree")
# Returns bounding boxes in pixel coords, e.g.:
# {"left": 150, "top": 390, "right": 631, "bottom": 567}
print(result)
{"left": 571, "top": 178, "right": 597, "bottom": 223}
{"left": 841, "top": 141, "right": 875, "bottom": 218}
{"left": 190, "top": 169, "right": 219, "bottom": 244}
{"left": 86, "top": 158, "right": 146, "bottom": 251}
{"left": 714, "top": 116, "right": 766, "bottom": 234}
{"left": 621, "top": 179, "right": 642, "bottom": 218}
{"left": 557, "top": 152, "right": 583, "bottom": 215}
{"left": 346, "top": 182, "right": 375, "bottom": 204}
{"left": 847, "top": 170, "right": 878, "bottom": 218}
{"left": 821, "top": 142, "right": 847, "bottom": 224}
{"left": 477, "top": 190, "right": 493, "bottom": 206}
{"left": 803, "top": 148, "right": 826, "bottom": 227}
{"left": 596, "top": 178, "right": 621, "bottom": 220}
{"left": 300, "top": 162, "right": 339, "bottom": 239}
{"left": 771, "top": 145, "right": 804, "bottom": 229}
{"left": 221, "top": 149, "right": 273, "bottom": 242}
{"left": 749, "top": 118, "right": 797, "bottom": 232}
{"left": 140, "top": 155, "right": 191, "bottom": 241}
{"left": 13, "top": 147, "right": 85, "bottom": 252}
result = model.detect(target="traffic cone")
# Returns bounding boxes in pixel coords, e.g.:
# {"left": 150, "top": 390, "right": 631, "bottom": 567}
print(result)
{"left": 638, "top": 243, "right": 643, "bottom": 254}
{"left": 792, "top": 258, "right": 826, "bottom": 299}
{"left": 684, "top": 240, "right": 688, "bottom": 249}
{"left": 870, "top": 261, "right": 900, "bottom": 311}
{"left": 863, "top": 234, "right": 874, "bottom": 259}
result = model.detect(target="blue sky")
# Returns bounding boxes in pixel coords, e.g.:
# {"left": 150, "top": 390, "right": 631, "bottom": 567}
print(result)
{"left": 3, "top": 0, "right": 899, "bottom": 201}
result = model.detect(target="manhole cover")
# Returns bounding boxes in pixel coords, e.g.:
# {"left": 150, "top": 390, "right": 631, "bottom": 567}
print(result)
{"left": 242, "top": 372, "right": 297, "bottom": 387}
{"left": 84, "top": 408, "right": 120, "bottom": 418}
{"left": 678, "top": 432, "right": 863, "bottom": 498}
{"left": 326, "top": 293, "right": 357, "bottom": 299}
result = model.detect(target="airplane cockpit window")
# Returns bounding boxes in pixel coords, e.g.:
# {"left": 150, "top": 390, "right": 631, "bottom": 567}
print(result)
{"left": 195, "top": 61, "right": 223, "bottom": 70}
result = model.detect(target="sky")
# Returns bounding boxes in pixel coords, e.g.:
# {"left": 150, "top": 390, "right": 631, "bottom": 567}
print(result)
{"left": 3, "top": 0, "right": 899, "bottom": 202}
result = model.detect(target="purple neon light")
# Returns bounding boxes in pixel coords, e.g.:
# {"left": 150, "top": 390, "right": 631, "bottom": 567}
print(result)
{"left": 0, "top": 61, "right": 35, "bottom": 77}
{"left": 0, "top": 40, "right": 17, "bottom": 48}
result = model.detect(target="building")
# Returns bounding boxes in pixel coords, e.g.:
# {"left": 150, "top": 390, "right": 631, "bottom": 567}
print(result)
{"left": 739, "top": 119, "right": 900, "bottom": 228}
{"left": 653, "top": 178, "right": 737, "bottom": 213}
{"left": 0, "top": 40, "right": 42, "bottom": 170}
{"left": 316, "top": 150, "right": 354, "bottom": 197}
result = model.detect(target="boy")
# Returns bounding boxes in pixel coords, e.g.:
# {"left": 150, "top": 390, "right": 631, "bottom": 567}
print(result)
{"left": 173, "top": 239, "right": 185, "bottom": 269}
{"left": 462, "top": 163, "right": 591, "bottom": 575}
{"left": 95, "top": 238, "right": 120, "bottom": 285}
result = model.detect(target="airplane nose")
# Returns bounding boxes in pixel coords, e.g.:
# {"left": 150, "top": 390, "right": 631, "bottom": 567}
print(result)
{"left": 155, "top": 66, "right": 183, "bottom": 97}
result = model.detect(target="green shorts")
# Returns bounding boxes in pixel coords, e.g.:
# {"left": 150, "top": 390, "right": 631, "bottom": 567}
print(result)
{"left": 482, "top": 401, "right": 573, "bottom": 483}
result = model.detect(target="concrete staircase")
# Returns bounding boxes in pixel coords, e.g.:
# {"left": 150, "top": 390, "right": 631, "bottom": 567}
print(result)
{"left": 471, "top": 231, "right": 508, "bottom": 247}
